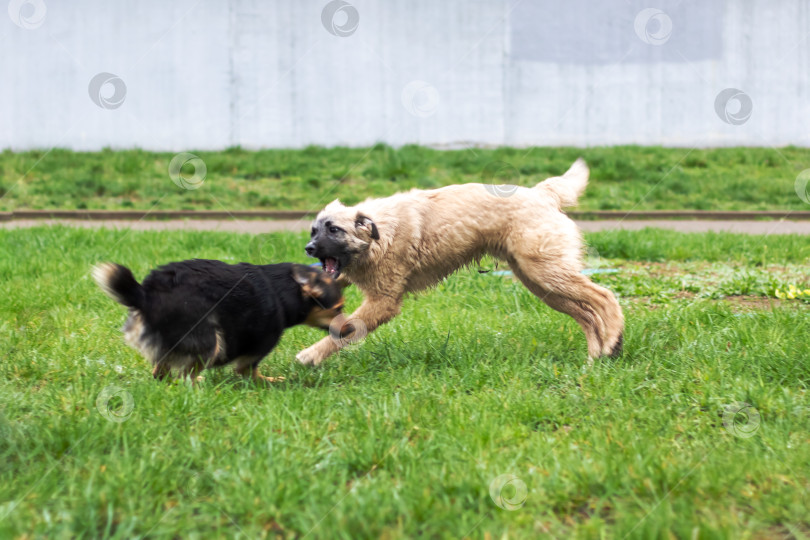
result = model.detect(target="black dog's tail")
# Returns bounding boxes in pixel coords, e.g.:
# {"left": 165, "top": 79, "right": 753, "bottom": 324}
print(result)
{"left": 92, "top": 262, "right": 145, "bottom": 309}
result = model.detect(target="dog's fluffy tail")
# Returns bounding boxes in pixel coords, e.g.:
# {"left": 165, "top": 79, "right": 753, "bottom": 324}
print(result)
{"left": 537, "top": 158, "right": 589, "bottom": 208}
{"left": 93, "top": 262, "right": 145, "bottom": 309}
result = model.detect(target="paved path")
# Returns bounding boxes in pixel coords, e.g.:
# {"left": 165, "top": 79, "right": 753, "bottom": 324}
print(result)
{"left": 3, "top": 218, "right": 810, "bottom": 234}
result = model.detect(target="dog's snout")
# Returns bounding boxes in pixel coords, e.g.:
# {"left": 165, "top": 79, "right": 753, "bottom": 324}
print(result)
{"left": 305, "top": 242, "right": 315, "bottom": 257}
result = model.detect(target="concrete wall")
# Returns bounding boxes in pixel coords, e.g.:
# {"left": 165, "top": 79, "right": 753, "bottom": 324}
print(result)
{"left": 2, "top": 0, "right": 808, "bottom": 150}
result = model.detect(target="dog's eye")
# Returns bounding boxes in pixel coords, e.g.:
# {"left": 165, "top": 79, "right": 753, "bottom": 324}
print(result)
{"left": 329, "top": 226, "right": 340, "bottom": 234}
{"left": 310, "top": 227, "right": 317, "bottom": 237}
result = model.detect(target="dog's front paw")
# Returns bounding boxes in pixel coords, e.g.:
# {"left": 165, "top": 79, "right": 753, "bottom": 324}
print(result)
{"left": 296, "top": 347, "right": 323, "bottom": 366}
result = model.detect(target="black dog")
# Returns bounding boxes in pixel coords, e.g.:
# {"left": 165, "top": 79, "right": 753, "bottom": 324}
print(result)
{"left": 93, "top": 260, "right": 344, "bottom": 383}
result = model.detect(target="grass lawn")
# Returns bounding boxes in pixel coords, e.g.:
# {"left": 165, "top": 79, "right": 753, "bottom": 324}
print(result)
{"left": 2, "top": 145, "right": 809, "bottom": 212}
{"left": 1, "top": 226, "right": 809, "bottom": 538}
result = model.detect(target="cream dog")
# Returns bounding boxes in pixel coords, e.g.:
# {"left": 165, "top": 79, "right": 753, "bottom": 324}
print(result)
{"left": 297, "top": 159, "right": 623, "bottom": 365}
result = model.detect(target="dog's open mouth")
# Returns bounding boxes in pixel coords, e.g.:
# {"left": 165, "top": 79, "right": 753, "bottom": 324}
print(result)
{"left": 321, "top": 257, "right": 341, "bottom": 278}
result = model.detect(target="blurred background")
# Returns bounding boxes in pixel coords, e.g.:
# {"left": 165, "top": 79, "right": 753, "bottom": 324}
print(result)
{"left": 4, "top": 0, "right": 809, "bottom": 151}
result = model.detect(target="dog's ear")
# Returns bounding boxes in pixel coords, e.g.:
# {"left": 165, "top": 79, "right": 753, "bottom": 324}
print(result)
{"left": 292, "top": 266, "right": 324, "bottom": 299}
{"left": 355, "top": 213, "right": 379, "bottom": 240}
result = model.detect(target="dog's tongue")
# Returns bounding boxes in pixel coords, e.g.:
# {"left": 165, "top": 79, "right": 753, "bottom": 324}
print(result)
{"left": 324, "top": 257, "right": 339, "bottom": 274}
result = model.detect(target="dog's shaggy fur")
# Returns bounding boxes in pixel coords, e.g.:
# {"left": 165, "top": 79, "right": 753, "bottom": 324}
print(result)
{"left": 297, "top": 158, "right": 624, "bottom": 366}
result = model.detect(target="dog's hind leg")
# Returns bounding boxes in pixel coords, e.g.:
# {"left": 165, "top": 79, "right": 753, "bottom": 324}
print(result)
{"left": 296, "top": 295, "right": 402, "bottom": 366}
{"left": 179, "top": 360, "right": 205, "bottom": 386}
{"left": 522, "top": 285, "right": 604, "bottom": 358}
{"left": 510, "top": 262, "right": 623, "bottom": 358}
{"left": 152, "top": 362, "right": 172, "bottom": 381}
{"left": 511, "top": 266, "right": 604, "bottom": 358}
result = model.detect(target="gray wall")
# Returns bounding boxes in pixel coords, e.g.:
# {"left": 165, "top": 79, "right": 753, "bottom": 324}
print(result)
{"left": 2, "top": 0, "right": 809, "bottom": 150}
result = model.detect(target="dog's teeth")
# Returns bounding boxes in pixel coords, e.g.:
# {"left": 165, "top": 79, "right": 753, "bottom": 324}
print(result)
{"left": 323, "top": 257, "right": 339, "bottom": 274}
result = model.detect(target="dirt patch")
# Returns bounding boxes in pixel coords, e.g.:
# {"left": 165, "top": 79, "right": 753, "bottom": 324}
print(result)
{"left": 612, "top": 260, "right": 809, "bottom": 284}
{"left": 722, "top": 295, "right": 787, "bottom": 310}
{"left": 623, "top": 294, "right": 807, "bottom": 312}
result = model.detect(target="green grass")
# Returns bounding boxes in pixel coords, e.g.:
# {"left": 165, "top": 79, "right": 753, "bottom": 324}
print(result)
{"left": 1, "top": 145, "right": 809, "bottom": 212}
{"left": 1, "top": 226, "right": 809, "bottom": 539}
